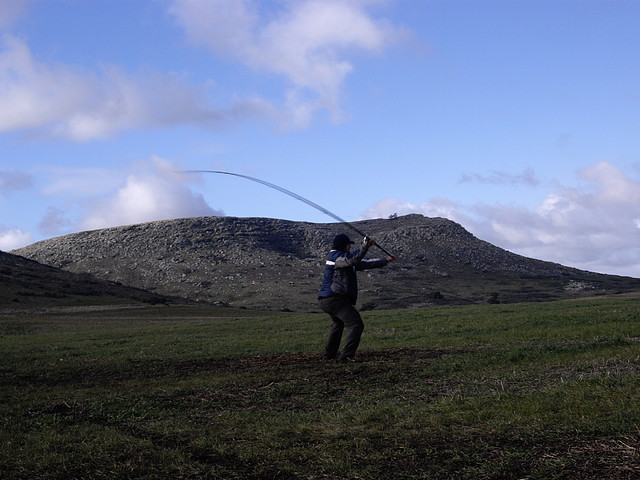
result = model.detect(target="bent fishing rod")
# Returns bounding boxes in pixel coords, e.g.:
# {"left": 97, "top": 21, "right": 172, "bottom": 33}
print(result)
{"left": 181, "top": 170, "right": 395, "bottom": 258}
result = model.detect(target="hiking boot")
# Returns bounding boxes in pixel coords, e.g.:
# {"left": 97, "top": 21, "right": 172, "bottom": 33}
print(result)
{"left": 338, "top": 357, "right": 359, "bottom": 363}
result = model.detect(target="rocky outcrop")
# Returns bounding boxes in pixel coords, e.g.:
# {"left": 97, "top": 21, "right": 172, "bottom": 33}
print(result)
{"left": 13, "top": 214, "right": 640, "bottom": 311}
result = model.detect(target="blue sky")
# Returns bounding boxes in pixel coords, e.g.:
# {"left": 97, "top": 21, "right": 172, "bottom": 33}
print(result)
{"left": 1, "top": 0, "right": 639, "bottom": 277}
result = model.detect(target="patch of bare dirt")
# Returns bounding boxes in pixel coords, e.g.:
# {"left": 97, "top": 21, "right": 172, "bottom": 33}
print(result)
{"left": 545, "top": 435, "right": 640, "bottom": 480}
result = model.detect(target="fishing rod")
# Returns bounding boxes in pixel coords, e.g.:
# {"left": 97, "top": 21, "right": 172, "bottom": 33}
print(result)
{"left": 181, "top": 170, "right": 395, "bottom": 258}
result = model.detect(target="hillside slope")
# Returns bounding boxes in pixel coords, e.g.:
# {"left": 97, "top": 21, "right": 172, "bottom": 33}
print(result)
{"left": 0, "top": 250, "right": 178, "bottom": 308}
{"left": 13, "top": 214, "right": 640, "bottom": 311}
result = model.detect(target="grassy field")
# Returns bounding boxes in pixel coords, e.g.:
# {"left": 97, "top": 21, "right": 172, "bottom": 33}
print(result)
{"left": 1, "top": 298, "right": 639, "bottom": 479}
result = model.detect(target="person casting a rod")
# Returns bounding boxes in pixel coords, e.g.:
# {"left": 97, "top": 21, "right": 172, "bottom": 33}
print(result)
{"left": 181, "top": 170, "right": 397, "bottom": 361}
{"left": 318, "top": 234, "right": 396, "bottom": 362}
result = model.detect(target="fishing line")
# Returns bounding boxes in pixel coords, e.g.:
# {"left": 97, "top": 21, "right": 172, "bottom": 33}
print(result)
{"left": 181, "top": 170, "right": 394, "bottom": 257}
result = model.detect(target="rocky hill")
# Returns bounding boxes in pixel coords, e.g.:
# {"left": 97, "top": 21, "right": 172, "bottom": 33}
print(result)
{"left": 0, "top": 250, "right": 179, "bottom": 308}
{"left": 13, "top": 214, "right": 640, "bottom": 311}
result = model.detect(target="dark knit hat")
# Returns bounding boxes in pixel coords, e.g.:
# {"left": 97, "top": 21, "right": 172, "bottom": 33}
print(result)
{"left": 332, "top": 233, "right": 355, "bottom": 250}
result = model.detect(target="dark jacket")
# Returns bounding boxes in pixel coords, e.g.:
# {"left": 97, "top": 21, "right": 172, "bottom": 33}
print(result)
{"left": 318, "top": 245, "right": 388, "bottom": 305}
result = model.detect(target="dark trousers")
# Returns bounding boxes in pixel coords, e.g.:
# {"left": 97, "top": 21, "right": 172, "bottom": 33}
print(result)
{"left": 318, "top": 295, "right": 364, "bottom": 360}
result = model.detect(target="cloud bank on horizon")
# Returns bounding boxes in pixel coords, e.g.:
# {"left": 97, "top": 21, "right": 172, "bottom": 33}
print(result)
{"left": 1, "top": 0, "right": 639, "bottom": 278}
{"left": 362, "top": 161, "right": 640, "bottom": 277}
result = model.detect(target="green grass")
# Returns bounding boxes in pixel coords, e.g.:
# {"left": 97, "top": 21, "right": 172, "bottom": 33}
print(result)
{"left": 1, "top": 298, "right": 639, "bottom": 479}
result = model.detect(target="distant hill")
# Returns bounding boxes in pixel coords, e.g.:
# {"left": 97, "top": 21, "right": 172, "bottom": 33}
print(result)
{"left": 0, "top": 250, "right": 179, "bottom": 308}
{"left": 13, "top": 214, "right": 640, "bottom": 311}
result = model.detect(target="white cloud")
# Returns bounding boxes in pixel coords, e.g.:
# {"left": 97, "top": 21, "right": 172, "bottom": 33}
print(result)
{"left": 361, "top": 196, "right": 473, "bottom": 227}
{"left": 79, "top": 156, "right": 222, "bottom": 230}
{"left": 0, "top": 0, "right": 29, "bottom": 29}
{"left": 0, "top": 35, "right": 269, "bottom": 141}
{"left": 0, "top": 228, "right": 32, "bottom": 251}
{"left": 362, "top": 162, "right": 640, "bottom": 277}
{"left": 0, "top": 35, "right": 99, "bottom": 137}
{"left": 0, "top": 169, "right": 32, "bottom": 194}
{"left": 169, "top": 0, "right": 402, "bottom": 127}
{"left": 38, "top": 206, "right": 72, "bottom": 236}
{"left": 459, "top": 168, "right": 540, "bottom": 186}
{"left": 0, "top": 1, "right": 400, "bottom": 139}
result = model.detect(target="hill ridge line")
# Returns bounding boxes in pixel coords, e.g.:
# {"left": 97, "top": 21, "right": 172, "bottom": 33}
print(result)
{"left": 12, "top": 214, "right": 640, "bottom": 311}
